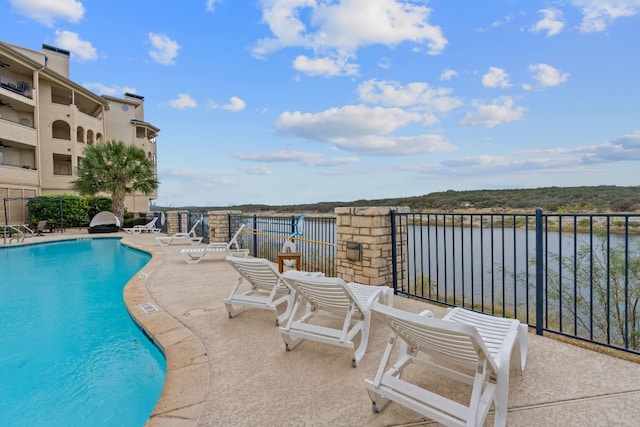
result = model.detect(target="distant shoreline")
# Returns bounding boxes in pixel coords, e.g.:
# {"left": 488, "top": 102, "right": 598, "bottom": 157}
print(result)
{"left": 155, "top": 185, "right": 640, "bottom": 214}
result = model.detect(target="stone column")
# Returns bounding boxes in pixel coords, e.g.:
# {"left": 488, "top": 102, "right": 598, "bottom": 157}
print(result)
{"left": 207, "top": 210, "right": 243, "bottom": 244}
{"left": 335, "top": 206, "right": 409, "bottom": 286}
{"left": 164, "top": 210, "right": 189, "bottom": 234}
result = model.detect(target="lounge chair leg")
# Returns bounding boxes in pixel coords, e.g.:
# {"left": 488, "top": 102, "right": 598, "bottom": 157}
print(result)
{"left": 282, "top": 334, "right": 303, "bottom": 351}
{"left": 225, "top": 304, "right": 247, "bottom": 319}
{"left": 367, "top": 390, "right": 390, "bottom": 413}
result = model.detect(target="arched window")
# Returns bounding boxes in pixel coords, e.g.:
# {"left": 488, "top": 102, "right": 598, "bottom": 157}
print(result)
{"left": 76, "top": 126, "right": 85, "bottom": 143}
{"left": 95, "top": 132, "right": 103, "bottom": 143}
{"left": 87, "top": 130, "right": 94, "bottom": 145}
{"left": 52, "top": 120, "right": 71, "bottom": 140}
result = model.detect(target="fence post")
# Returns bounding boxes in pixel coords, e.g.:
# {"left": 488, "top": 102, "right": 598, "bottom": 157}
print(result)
{"left": 207, "top": 210, "right": 242, "bottom": 244}
{"left": 164, "top": 210, "right": 184, "bottom": 235}
{"left": 535, "top": 208, "right": 544, "bottom": 336}
{"left": 335, "top": 206, "right": 409, "bottom": 286}
{"left": 390, "top": 209, "right": 398, "bottom": 294}
{"left": 252, "top": 214, "right": 258, "bottom": 254}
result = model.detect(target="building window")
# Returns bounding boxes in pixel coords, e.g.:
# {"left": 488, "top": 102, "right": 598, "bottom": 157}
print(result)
{"left": 52, "top": 120, "right": 71, "bottom": 140}
{"left": 87, "top": 129, "right": 94, "bottom": 144}
{"left": 77, "top": 126, "right": 85, "bottom": 143}
{"left": 53, "top": 154, "right": 72, "bottom": 175}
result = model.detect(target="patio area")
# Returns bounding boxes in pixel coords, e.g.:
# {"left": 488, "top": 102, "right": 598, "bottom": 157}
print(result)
{"left": 6, "top": 230, "right": 640, "bottom": 426}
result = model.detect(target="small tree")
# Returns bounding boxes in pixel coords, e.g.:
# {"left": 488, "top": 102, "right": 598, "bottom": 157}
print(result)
{"left": 70, "top": 140, "right": 159, "bottom": 225}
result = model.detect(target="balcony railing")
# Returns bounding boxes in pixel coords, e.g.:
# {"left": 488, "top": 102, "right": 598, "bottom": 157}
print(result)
{"left": 0, "top": 74, "right": 33, "bottom": 99}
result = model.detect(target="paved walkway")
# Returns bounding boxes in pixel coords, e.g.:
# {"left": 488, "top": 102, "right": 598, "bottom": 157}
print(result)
{"left": 5, "top": 231, "right": 640, "bottom": 426}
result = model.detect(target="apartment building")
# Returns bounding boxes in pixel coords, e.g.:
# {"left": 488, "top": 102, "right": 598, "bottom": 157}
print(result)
{"left": 0, "top": 41, "right": 159, "bottom": 224}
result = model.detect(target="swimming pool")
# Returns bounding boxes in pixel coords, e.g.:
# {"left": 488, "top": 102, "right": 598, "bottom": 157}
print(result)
{"left": 0, "top": 238, "right": 165, "bottom": 426}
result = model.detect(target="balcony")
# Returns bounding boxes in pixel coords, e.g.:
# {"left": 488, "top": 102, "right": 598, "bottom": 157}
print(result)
{"left": 0, "top": 116, "right": 37, "bottom": 146}
{"left": 0, "top": 161, "right": 38, "bottom": 186}
{"left": 0, "top": 74, "right": 33, "bottom": 99}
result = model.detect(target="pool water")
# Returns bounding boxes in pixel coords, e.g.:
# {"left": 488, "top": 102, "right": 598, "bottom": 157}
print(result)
{"left": 0, "top": 238, "right": 165, "bottom": 426}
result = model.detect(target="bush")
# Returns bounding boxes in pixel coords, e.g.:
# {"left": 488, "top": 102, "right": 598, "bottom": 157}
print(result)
{"left": 28, "top": 195, "right": 112, "bottom": 227}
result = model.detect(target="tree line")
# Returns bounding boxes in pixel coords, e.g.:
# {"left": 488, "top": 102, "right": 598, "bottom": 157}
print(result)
{"left": 166, "top": 185, "right": 640, "bottom": 214}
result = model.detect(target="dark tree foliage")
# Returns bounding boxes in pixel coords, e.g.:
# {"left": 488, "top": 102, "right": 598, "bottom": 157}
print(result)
{"left": 158, "top": 186, "right": 640, "bottom": 214}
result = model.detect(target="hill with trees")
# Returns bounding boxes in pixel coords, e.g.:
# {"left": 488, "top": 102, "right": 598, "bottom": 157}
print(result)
{"left": 161, "top": 186, "right": 640, "bottom": 214}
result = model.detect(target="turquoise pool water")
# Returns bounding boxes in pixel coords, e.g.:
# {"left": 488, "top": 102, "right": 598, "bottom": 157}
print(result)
{"left": 0, "top": 238, "right": 165, "bottom": 426}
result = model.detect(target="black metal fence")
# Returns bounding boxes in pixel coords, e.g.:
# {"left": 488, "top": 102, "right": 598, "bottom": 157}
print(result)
{"left": 230, "top": 214, "right": 337, "bottom": 276}
{"left": 391, "top": 209, "right": 640, "bottom": 355}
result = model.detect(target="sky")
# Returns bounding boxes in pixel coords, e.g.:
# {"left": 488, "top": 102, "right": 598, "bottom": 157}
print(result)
{"left": 2, "top": 0, "right": 640, "bottom": 207}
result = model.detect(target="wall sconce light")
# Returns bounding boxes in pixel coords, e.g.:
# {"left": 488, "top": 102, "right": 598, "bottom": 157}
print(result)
{"left": 346, "top": 241, "right": 362, "bottom": 261}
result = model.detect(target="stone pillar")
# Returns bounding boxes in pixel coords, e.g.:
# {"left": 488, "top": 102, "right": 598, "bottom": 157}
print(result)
{"left": 165, "top": 210, "right": 189, "bottom": 234}
{"left": 335, "top": 206, "right": 409, "bottom": 286}
{"left": 207, "top": 210, "right": 243, "bottom": 244}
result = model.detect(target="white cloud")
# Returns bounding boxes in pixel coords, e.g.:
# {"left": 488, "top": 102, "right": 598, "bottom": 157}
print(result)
{"left": 253, "top": 0, "right": 447, "bottom": 74}
{"left": 357, "top": 79, "right": 462, "bottom": 114}
{"left": 276, "top": 104, "right": 456, "bottom": 155}
{"left": 222, "top": 96, "right": 246, "bottom": 112}
{"left": 148, "top": 33, "right": 180, "bottom": 65}
{"left": 583, "top": 131, "right": 640, "bottom": 162}
{"left": 330, "top": 134, "right": 456, "bottom": 155}
{"left": 435, "top": 155, "right": 581, "bottom": 175}
{"left": 528, "top": 63, "right": 570, "bottom": 87}
{"left": 377, "top": 57, "right": 392, "bottom": 69}
{"left": 476, "top": 14, "right": 513, "bottom": 32}
{"left": 82, "top": 83, "right": 136, "bottom": 96}
{"left": 440, "top": 69, "right": 458, "bottom": 81}
{"left": 411, "top": 130, "right": 640, "bottom": 178}
{"left": 208, "top": 96, "right": 247, "bottom": 112}
{"left": 490, "top": 14, "right": 513, "bottom": 29}
{"left": 10, "top": 0, "right": 84, "bottom": 26}
{"left": 53, "top": 30, "right": 97, "bottom": 61}
{"left": 530, "top": 8, "right": 565, "bottom": 37}
{"left": 205, "top": 0, "right": 224, "bottom": 13}
{"left": 168, "top": 93, "right": 197, "bottom": 110}
{"left": 277, "top": 104, "right": 423, "bottom": 140}
{"left": 481, "top": 67, "right": 511, "bottom": 88}
{"left": 234, "top": 150, "right": 359, "bottom": 167}
{"left": 292, "top": 55, "right": 359, "bottom": 77}
{"left": 460, "top": 97, "right": 525, "bottom": 128}
{"left": 241, "top": 165, "right": 273, "bottom": 175}
{"left": 157, "top": 169, "right": 237, "bottom": 205}
{"left": 572, "top": 0, "right": 640, "bottom": 32}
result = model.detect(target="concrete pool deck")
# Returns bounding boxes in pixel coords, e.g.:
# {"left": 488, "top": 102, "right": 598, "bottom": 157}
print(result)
{"left": 4, "top": 230, "right": 640, "bottom": 426}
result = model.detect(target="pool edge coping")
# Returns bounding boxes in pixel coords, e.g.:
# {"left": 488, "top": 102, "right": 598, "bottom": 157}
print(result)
{"left": 121, "top": 236, "right": 210, "bottom": 427}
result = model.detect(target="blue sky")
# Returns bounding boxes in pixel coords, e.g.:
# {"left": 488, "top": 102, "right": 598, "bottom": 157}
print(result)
{"left": 2, "top": 0, "right": 640, "bottom": 207}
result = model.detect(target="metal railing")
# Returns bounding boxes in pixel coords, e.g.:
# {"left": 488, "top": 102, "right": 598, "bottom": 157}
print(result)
{"left": 232, "top": 214, "right": 337, "bottom": 276}
{"left": 391, "top": 209, "right": 640, "bottom": 355}
{"left": 1, "top": 224, "right": 31, "bottom": 244}
{"left": 0, "top": 74, "right": 33, "bottom": 99}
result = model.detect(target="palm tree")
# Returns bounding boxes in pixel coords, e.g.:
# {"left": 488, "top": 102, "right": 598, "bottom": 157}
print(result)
{"left": 70, "top": 140, "right": 159, "bottom": 225}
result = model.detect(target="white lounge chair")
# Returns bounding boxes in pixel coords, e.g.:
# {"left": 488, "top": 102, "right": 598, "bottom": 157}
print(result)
{"left": 124, "top": 217, "right": 160, "bottom": 234}
{"left": 223, "top": 256, "right": 298, "bottom": 326}
{"left": 180, "top": 224, "right": 249, "bottom": 264}
{"left": 280, "top": 271, "right": 394, "bottom": 367}
{"left": 364, "top": 304, "right": 528, "bottom": 427}
{"left": 156, "top": 219, "right": 203, "bottom": 246}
